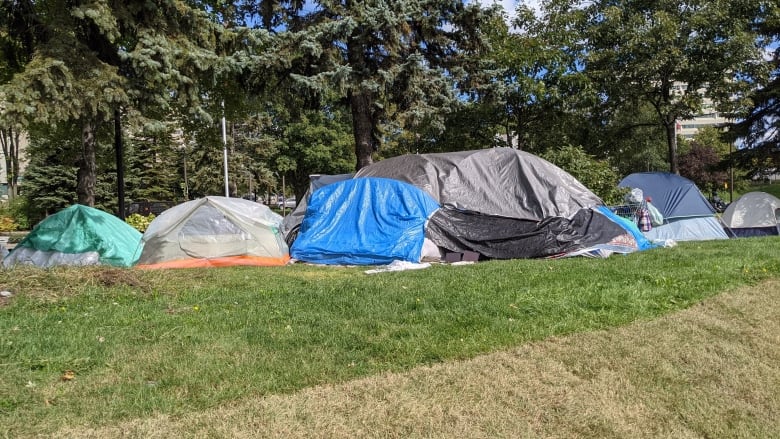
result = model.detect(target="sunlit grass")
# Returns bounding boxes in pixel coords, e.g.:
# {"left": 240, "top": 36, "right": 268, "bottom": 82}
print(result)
{"left": 0, "top": 237, "right": 778, "bottom": 436}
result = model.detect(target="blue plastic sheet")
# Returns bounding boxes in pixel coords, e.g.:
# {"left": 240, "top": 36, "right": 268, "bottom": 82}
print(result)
{"left": 597, "top": 206, "right": 656, "bottom": 251}
{"left": 291, "top": 178, "right": 440, "bottom": 265}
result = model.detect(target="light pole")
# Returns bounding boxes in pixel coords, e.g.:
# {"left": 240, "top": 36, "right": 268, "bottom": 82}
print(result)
{"left": 222, "top": 101, "right": 229, "bottom": 197}
{"left": 729, "top": 141, "right": 734, "bottom": 203}
{"left": 183, "top": 147, "right": 189, "bottom": 200}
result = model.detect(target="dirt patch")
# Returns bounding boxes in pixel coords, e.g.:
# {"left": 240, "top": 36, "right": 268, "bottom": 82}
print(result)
{"left": 0, "top": 266, "right": 151, "bottom": 302}
{"left": 92, "top": 268, "right": 149, "bottom": 290}
{"left": 53, "top": 279, "right": 780, "bottom": 439}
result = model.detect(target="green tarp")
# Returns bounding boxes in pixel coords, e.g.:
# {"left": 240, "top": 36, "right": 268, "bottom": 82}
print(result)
{"left": 3, "top": 204, "right": 142, "bottom": 268}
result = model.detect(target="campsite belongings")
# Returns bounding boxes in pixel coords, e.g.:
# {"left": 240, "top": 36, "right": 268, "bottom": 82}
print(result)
{"left": 135, "top": 196, "right": 289, "bottom": 269}
{"left": 3, "top": 204, "right": 142, "bottom": 268}
{"left": 611, "top": 189, "right": 663, "bottom": 232}
{"left": 618, "top": 172, "right": 729, "bottom": 242}
{"left": 721, "top": 191, "right": 780, "bottom": 237}
{"left": 288, "top": 148, "right": 654, "bottom": 264}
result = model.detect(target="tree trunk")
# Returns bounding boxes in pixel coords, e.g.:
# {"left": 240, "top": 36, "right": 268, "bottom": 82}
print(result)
{"left": 78, "top": 118, "right": 98, "bottom": 206}
{"left": 665, "top": 118, "right": 679, "bottom": 175}
{"left": 349, "top": 89, "right": 375, "bottom": 171}
{"left": 0, "top": 128, "right": 21, "bottom": 199}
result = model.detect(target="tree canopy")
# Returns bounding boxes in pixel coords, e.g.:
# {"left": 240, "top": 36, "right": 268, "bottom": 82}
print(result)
{"left": 1, "top": 0, "right": 779, "bottom": 223}
{"left": 242, "top": 0, "right": 500, "bottom": 170}
{"left": 579, "top": 0, "right": 769, "bottom": 174}
{"left": 0, "top": 0, "right": 244, "bottom": 205}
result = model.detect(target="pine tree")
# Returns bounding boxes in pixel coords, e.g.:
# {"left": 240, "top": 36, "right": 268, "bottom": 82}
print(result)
{"left": 244, "top": 0, "right": 499, "bottom": 170}
{"left": 0, "top": 0, "right": 237, "bottom": 206}
{"left": 729, "top": 2, "right": 780, "bottom": 175}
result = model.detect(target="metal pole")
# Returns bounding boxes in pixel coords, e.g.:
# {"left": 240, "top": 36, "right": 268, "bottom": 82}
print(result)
{"left": 183, "top": 149, "right": 189, "bottom": 201}
{"left": 729, "top": 142, "right": 734, "bottom": 203}
{"left": 222, "top": 101, "right": 229, "bottom": 197}
{"left": 114, "top": 109, "right": 126, "bottom": 220}
{"left": 281, "top": 174, "right": 286, "bottom": 214}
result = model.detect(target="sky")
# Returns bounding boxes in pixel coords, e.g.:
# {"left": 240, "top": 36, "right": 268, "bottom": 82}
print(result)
{"left": 476, "top": 0, "right": 542, "bottom": 24}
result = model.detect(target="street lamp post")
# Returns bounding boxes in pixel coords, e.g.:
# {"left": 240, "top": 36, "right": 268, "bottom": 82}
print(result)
{"left": 729, "top": 142, "right": 734, "bottom": 203}
{"left": 222, "top": 101, "right": 229, "bottom": 197}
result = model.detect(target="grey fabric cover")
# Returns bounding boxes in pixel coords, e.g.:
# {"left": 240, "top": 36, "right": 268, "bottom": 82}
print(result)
{"left": 354, "top": 148, "right": 602, "bottom": 221}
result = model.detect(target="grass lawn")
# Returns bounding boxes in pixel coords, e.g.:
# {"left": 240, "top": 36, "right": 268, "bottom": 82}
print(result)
{"left": 1, "top": 237, "right": 779, "bottom": 437}
{"left": 726, "top": 181, "right": 780, "bottom": 201}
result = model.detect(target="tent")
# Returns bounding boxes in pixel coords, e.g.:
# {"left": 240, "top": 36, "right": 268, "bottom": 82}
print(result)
{"left": 290, "top": 178, "right": 440, "bottom": 265}
{"left": 135, "top": 196, "right": 289, "bottom": 269}
{"left": 721, "top": 191, "right": 780, "bottom": 237}
{"left": 288, "top": 148, "right": 652, "bottom": 262}
{"left": 281, "top": 173, "right": 353, "bottom": 245}
{"left": 355, "top": 148, "right": 652, "bottom": 259}
{"left": 618, "top": 172, "right": 729, "bottom": 241}
{"left": 354, "top": 148, "right": 602, "bottom": 220}
{"left": 3, "top": 204, "right": 142, "bottom": 268}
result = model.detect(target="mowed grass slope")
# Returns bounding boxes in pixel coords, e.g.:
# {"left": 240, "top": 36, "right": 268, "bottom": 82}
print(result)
{"left": 0, "top": 237, "right": 779, "bottom": 437}
{"left": 58, "top": 278, "right": 780, "bottom": 439}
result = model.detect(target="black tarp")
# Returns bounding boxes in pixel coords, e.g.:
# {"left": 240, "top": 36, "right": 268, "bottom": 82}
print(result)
{"left": 425, "top": 207, "right": 628, "bottom": 259}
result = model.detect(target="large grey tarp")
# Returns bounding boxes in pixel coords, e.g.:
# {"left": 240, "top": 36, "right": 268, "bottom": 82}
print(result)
{"left": 354, "top": 148, "right": 602, "bottom": 220}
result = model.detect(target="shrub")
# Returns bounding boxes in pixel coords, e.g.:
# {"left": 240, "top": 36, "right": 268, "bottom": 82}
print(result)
{"left": 542, "top": 145, "right": 626, "bottom": 205}
{"left": 0, "top": 197, "right": 31, "bottom": 231}
{"left": 0, "top": 215, "right": 18, "bottom": 232}
{"left": 126, "top": 213, "right": 155, "bottom": 233}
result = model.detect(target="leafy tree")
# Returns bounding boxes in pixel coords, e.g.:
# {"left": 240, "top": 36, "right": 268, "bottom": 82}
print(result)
{"left": 0, "top": 0, "right": 239, "bottom": 206}
{"left": 1, "top": 1, "right": 43, "bottom": 201}
{"left": 678, "top": 143, "right": 728, "bottom": 192}
{"left": 579, "top": 0, "right": 769, "bottom": 174}
{"left": 0, "top": 127, "right": 23, "bottom": 199}
{"left": 382, "top": 101, "right": 504, "bottom": 157}
{"left": 541, "top": 144, "right": 625, "bottom": 204}
{"left": 595, "top": 101, "right": 669, "bottom": 176}
{"left": 274, "top": 107, "right": 354, "bottom": 200}
{"left": 478, "top": 3, "right": 597, "bottom": 153}
{"left": 244, "top": 0, "right": 499, "bottom": 170}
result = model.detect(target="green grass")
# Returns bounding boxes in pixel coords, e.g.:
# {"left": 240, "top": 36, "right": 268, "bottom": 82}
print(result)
{"left": 720, "top": 180, "right": 780, "bottom": 202}
{"left": 749, "top": 181, "right": 780, "bottom": 198}
{"left": 1, "top": 237, "right": 779, "bottom": 436}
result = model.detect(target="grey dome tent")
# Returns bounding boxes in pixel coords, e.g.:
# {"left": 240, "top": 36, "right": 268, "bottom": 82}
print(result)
{"left": 618, "top": 172, "right": 729, "bottom": 241}
{"left": 721, "top": 191, "right": 780, "bottom": 237}
{"left": 3, "top": 204, "right": 142, "bottom": 268}
{"left": 135, "top": 197, "right": 289, "bottom": 269}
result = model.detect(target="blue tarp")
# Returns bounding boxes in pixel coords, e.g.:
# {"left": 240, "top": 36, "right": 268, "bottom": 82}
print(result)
{"left": 291, "top": 178, "right": 440, "bottom": 265}
{"left": 597, "top": 206, "right": 656, "bottom": 251}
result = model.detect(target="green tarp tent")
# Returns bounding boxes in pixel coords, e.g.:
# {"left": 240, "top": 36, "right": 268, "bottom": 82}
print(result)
{"left": 3, "top": 204, "right": 142, "bottom": 268}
